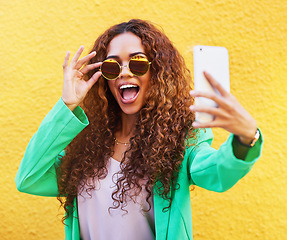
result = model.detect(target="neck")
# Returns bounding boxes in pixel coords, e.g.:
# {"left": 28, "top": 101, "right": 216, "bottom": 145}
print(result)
{"left": 115, "top": 112, "right": 138, "bottom": 141}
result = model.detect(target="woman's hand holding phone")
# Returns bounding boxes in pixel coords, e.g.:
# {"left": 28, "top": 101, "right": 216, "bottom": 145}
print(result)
{"left": 62, "top": 46, "right": 102, "bottom": 111}
{"left": 189, "top": 72, "right": 257, "bottom": 145}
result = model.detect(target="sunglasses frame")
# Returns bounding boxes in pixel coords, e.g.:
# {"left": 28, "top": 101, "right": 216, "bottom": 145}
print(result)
{"left": 100, "top": 54, "right": 151, "bottom": 80}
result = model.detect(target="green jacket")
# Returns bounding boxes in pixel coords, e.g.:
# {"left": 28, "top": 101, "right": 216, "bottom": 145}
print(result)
{"left": 15, "top": 98, "right": 263, "bottom": 240}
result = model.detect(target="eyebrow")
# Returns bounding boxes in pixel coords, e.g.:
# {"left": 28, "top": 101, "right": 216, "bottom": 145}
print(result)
{"left": 106, "top": 52, "right": 146, "bottom": 60}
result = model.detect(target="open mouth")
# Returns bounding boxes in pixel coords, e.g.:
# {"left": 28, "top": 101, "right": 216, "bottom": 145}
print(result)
{"left": 119, "top": 84, "right": 140, "bottom": 103}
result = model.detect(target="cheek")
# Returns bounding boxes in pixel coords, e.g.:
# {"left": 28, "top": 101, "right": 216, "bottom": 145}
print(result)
{"left": 107, "top": 81, "right": 117, "bottom": 96}
{"left": 143, "top": 74, "right": 151, "bottom": 92}
{"left": 143, "top": 74, "right": 154, "bottom": 100}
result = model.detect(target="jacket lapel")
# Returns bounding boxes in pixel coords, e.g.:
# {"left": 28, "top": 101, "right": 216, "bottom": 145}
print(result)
{"left": 153, "top": 183, "right": 172, "bottom": 240}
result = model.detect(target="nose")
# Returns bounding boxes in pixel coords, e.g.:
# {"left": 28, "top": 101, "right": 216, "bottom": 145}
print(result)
{"left": 119, "top": 64, "right": 133, "bottom": 78}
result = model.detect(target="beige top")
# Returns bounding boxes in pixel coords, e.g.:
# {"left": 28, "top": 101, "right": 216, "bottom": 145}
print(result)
{"left": 77, "top": 157, "right": 155, "bottom": 240}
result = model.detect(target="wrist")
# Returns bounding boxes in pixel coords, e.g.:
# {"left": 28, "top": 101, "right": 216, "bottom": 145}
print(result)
{"left": 66, "top": 103, "right": 78, "bottom": 112}
{"left": 61, "top": 98, "right": 78, "bottom": 112}
{"left": 238, "top": 135, "right": 254, "bottom": 145}
{"left": 236, "top": 128, "right": 260, "bottom": 147}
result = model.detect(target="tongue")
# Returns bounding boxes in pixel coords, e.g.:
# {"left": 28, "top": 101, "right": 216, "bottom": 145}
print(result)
{"left": 122, "top": 88, "right": 138, "bottom": 100}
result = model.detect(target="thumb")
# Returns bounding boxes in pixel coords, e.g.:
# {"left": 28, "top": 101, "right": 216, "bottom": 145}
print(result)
{"left": 86, "top": 71, "right": 102, "bottom": 90}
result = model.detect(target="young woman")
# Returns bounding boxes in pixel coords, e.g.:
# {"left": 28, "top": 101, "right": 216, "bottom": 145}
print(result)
{"left": 16, "top": 19, "right": 262, "bottom": 240}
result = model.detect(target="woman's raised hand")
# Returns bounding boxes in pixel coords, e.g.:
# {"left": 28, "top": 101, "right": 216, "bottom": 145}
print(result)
{"left": 62, "top": 46, "right": 102, "bottom": 111}
{"left": 189, "top": 72, "right": 257, "bottom": 145}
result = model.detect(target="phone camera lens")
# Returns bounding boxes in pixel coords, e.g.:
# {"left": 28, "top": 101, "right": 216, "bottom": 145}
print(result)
{"left": 200, "top": 48, "right": 202, "bottom": 51}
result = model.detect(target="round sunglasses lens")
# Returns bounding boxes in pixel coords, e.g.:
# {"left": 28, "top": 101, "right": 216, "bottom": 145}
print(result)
{"left": 129, "top": 56, "right": 150, "bottom": 76}
{"left": 101, "top": 59, "right": 120, "bottom": 80}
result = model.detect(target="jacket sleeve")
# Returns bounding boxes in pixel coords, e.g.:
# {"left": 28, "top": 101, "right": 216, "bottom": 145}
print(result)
{"left": 15, "top": 98, "right": 89, "bottom": 197}
{"left": 186, "top": 128, "right": 263, "bottom": 192}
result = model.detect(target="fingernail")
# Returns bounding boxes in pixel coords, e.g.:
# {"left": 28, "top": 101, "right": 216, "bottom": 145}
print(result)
{"left": 189, "top": 90, "right": 196, "bottom": 95}
{"left": 189, "top": 105, "right": 195, "bottom": 110}
{"left": 192, "top": 122, "right": 199, "bottom": 127}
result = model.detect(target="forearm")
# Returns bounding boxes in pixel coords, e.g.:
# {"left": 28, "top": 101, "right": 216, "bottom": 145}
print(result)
{"left": 15, "top": 98, "right": 88, "bottom": 196}
{"left": 232, "top": 129, "right": 261, "bottom": 161}
{"left": 188, "top": 128, "right": 263, "bottom": 192}
{"left": 232, "top": 136, "right": 251, "bottom": 160}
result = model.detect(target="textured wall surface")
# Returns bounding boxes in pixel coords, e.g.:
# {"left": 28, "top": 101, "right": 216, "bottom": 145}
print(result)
{"left": 1, "top": 0, "right": 286, "bottom": 239}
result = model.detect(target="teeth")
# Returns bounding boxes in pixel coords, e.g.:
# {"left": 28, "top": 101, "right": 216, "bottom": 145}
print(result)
{"left": 119, "top": 84, "right": 138, "bottom": 90}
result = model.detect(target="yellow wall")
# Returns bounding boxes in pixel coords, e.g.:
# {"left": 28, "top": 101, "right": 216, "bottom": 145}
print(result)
{"left": 1, "top": 0, "right": 286, "bottom": 239}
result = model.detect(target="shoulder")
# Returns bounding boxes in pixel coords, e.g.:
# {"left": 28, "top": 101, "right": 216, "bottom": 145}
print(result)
{"left": 180, "top": 128, "right": 214, "bottom": 175}
{"left": 185, "top": 128, "right": 213, "bottom": 151}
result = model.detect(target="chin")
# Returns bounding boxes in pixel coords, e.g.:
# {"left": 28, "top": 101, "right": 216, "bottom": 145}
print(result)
{"left": 118, "top": 103, "right": 143, "bottom": 116}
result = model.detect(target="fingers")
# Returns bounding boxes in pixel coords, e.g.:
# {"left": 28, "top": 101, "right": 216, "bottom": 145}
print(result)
{"left": 75, "top": 51, "right": 97, "bottom": 70}
{"left": 203, "top": 71, "right": 229, "bottom": 97}
{"left": 189, "top": 105, "right": 218, "bottom": 115}
{"left": 67, "top": 46, "right": 98, "bottom": 70}
{"left": 80, "top": 62, "right": 102, "bottom": 74}
{"left": 63, "top": 51, "right": 70, "bottom": 69}
{"left": 189, "top": 104, "right": 229, "bottom": 119}
{"left": 190, "top": 72, "right": 258, "bottom": 137}
{"left": 86, "top": 71, "right": 102, "bottom": 90}
{"left": 71, "top": 45, "right": 85, "bottom": 66}
{"left": 192, "top": 120, "right": 222, "bottom": 129}
{"left": 63, "top": 46, "right": 100, "bottom": 77}
{"left": 190, "top": 90, "right": 230, "bottom": 109}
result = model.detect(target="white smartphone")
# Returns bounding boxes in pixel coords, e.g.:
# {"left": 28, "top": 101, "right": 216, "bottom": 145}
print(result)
{"left": 193, "top": 45, "right": 230, "bottom": 123}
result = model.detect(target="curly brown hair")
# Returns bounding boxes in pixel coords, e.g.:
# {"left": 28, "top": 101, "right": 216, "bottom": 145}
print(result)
{"left": 57, "top": 19, "right": 197, "bottom": 221}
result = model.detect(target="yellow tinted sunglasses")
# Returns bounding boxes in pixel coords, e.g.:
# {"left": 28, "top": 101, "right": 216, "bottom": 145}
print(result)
{"left": 100, "top": 54, "right": 151, "bottom": 80}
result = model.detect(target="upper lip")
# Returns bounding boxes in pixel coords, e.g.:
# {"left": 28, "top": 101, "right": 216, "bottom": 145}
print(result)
{"left": 118, "top": 82, "right": 140, "bottom": 90}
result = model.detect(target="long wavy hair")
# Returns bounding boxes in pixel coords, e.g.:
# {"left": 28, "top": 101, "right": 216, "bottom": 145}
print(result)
{"left": 57, "top": 19, "right": 197, "bottom": 221}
